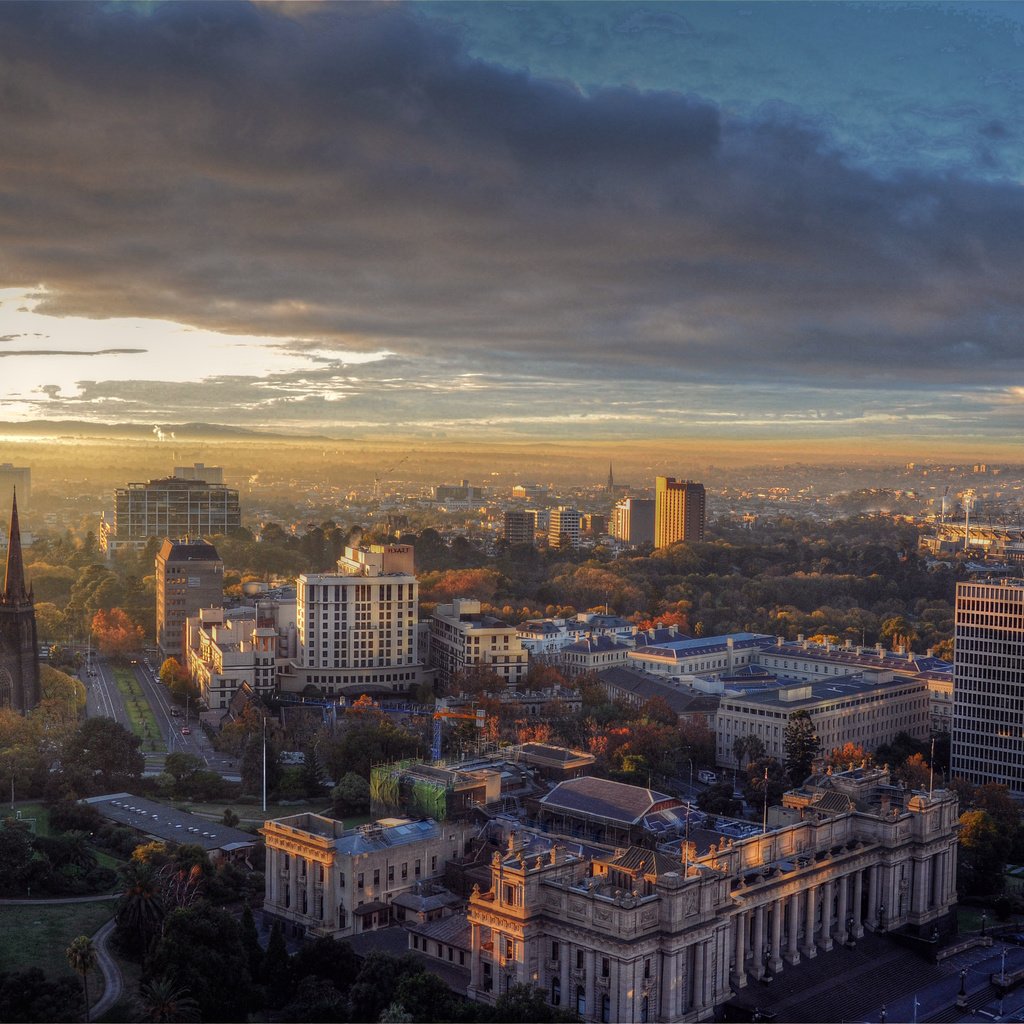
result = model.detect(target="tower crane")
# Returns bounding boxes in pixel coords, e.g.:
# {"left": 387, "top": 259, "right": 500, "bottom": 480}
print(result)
{"left": 432, "top": 705, "right": 486, "bottom": 762}
{"left": 373, "top": 453, "right": 411, "bottom": 500}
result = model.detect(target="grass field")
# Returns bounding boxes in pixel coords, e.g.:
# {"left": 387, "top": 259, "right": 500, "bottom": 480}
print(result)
{"left": 111, "top": 668, "right": 163, "bottom": 752}
{"left": 0, "top": 900, "right": 116, "bottom": 980}
{"left": 2, "top": 802, "right": 51, "bottom": 835}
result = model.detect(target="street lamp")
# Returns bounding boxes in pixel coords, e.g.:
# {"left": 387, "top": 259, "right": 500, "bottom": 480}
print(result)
{"left": 958, "top": 967, "right": 967, "bottom": 1001}
{"left": 981, "top": 910, "right": 987, "bottom": 936}
{"left": 879, "top": 1004, "right": 886, "bottom": 1023}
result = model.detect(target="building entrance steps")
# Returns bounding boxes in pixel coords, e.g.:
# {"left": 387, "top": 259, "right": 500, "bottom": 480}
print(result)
{"left": 727, "top": 932, "right": 948, "bottom": 1024}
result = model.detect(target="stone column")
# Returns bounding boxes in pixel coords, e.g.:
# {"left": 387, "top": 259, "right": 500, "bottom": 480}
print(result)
{"left": 267, "top": 847, "right": 278, "bottom": 906}
{"left": 818, "top": 879, "right": 834, "bottom": 951}
{"left": 835, "top": 875, "right": 849, "bottom": 945}
{"left": 752, "top": 905, "right": 765, "bottom": 979}
{"left": 786, "top": 892, "right": 801, "bottom": 965}
{"left": 769, "top": 899, "right": 784, "bottom": 973}
{"left": 692, "top": 942, "right": 707, "bottom": 1012}
{"left": 560, "top": 952, "right": 570, "bottom": 1016}
{"left": 867, "top": 864, "right": 879, "bottom": 929}
{"left": 288, "top": 856, "right": 298, "bottom": 917}
{"left": 733, "top": 913, "right": 748, "bottom": 988}
{"left": 676, "top": 948, "right": 686, "bottom": 1017}
{"left": 469, "top": 923, "right": 481, "bottom": 991}
{"left": 586, "top": 948, "right": 596, "bottom": 1022}
{"left": 852, "top": 869, "right": 864, "bottom": 938}
{"left": 802, "top": 884, "right": 818, "bottom": 958}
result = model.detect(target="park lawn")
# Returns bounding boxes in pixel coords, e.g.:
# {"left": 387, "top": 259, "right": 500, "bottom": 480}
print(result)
{"left": 111, "top": 668, "right": 163, "bottom": 752}
{"left": 3, "top": 802, "right": 51, "bottom": 835}
{"left": 0, "top": 899, "right": 117, "bottom": 980}
{"left": 155, "top": 794, "right": 370, "bottom": 829}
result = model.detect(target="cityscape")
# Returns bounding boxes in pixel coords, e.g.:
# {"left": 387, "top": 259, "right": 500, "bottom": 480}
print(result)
{"left": 3, "top": 3, "right": 1024, "bottom": 1024}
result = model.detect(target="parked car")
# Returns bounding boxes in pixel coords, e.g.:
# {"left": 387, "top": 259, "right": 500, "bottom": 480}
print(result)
{"left": 180, "top": 727, "right": 191, "bottom": 735}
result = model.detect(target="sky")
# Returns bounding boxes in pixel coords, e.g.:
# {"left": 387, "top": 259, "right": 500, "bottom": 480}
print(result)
{"left": 2, "top": 1, "right": 1024, "bottom": 446}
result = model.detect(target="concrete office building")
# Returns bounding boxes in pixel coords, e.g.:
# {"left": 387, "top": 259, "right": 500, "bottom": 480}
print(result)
{"left": 951, "top": 579, "right": 1024, "bottom": 795}
{"left": 549, "top": 507, "right": 581, "bottom": 550}
{"left": 429, "top": 599, "right": 528, "bottom": 691}
{"left": 611, "top": 498, "right": 655, "bottom": 547}
{"left": 101, "top": 473, "right": 240, "bottom": 553}
{"left": 654, "top": 478, "right": 706, "bottom": 549}
{"left": 174, "top": 462, "right": 224, "bottom": 484}
{"left": 286, "top": 543, "right": 426, "bottom": 698}
{"left": 155, "top": 539, "right": 224, "bottom": 660}
{"left": 503, "top": 510, "right": 537, "bottom": 546}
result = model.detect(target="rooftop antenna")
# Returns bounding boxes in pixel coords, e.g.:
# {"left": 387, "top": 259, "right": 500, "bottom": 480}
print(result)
{"left": 928, "top": 736, "right": 935, "bottom": 798}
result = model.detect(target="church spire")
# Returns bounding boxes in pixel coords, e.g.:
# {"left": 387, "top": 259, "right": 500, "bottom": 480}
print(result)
{"left": 4, "top": 489, "right": 28, "bottom": 604}
{"left": 607, "top": 461, "right": 614, "bottom": 493}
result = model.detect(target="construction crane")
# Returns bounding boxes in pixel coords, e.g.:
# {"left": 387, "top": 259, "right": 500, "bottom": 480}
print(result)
{"left": 963, "top": 488, "right": 977, "bottom": 552}
{"left": 432, "top": 706, "right": 486, "bottom": 762}
{"left": 373, "top": 453, "right": 411, "bottom": 500}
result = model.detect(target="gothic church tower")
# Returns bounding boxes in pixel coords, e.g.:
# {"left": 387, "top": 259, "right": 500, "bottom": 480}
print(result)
{"left": 0, "top": 491, "right": 40, "bottom": 713}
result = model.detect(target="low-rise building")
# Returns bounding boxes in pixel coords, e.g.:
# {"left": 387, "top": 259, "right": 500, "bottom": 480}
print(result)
{"left": 261, "top": 815, "right": 473, "bottom": 940}
{"left": 561, "top": 635, "right": 632, "bottom": 677}
{"left": 629, "top": 633, "right": 775, "bottom": 679}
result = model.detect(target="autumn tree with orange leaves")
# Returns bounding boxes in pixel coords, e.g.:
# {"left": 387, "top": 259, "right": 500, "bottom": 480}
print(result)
{"left": 91, "top": 608, "right": 145, "bottom": 660}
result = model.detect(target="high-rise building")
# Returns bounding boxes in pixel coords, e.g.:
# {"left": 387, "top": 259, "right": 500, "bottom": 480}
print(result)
{"left": 288, "top": 543, "right": 425, "bottom": 698}
{"left": 0, "top": 492, "right": 39, "bottom": 713}
{"left": 155, "top": 539, "right": 225, "bottom": 659}
{"left": 951, "top": 579, "right": 1024, "bottom": 795}
{"left": 0, "top": 464, "right": 31, "bottom": 514}
{"left": 101, "top": 474, "right": 241, "bottom": 554}
{"left": 654, "top": 477, "right": 705, "bottom": 548}
{"left": 611, "top": 497, "right": 655, "bottom": 546}
{"left": 503, "top": 509, "right": 537, "bottom": 546}
{"left": 548, "top": 507, "right": 581, "bottom": 549}
{"left": 429, "top": 598, "right": 528, "bottom": 691}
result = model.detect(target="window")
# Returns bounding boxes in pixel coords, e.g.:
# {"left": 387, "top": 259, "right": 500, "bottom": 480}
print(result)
{"left": 415, "top": 859, "right": 421, "bottom": 877}
{"left": 601, "top": 958, "right": 609, "bottom": 978}
{"left": 357, "top": 873, "right": 364, "bottom": 889}
{"left": 373, "top": 869, "right": 380, "bottom": 887}
{"left": 576, "top": 987, "right": 586, "bottom": 1016}
{"left": 576, "top": 950, "right": 584, "bottom": 970}
{"left": 388, "top": 865, "right": 394, "bottom": 884}
{"left": 402, "top": 862, "right": 408, "bottom": 880}
{"left": 505, "top": 938, "right": 514, "bottom": 960}
{"left": 431, "top": 855, "right": 437, "bottom": 872}
{"left": 601, "top": 993, "right": 610, "bottom": 1023}
{"left": 641, "top": 997, "right": 649, "bottom": 1023}
{"left": 551, "top": 941, "right": 560, "bottom": 963}
{"left": 551, "top": 977, "right": 561, "bottom": 1007}
{"left": 339, "top": 872, "right": 345, "bottom": 889}
{"left": 644, "top": 958, "right": 651, "bottom": 979}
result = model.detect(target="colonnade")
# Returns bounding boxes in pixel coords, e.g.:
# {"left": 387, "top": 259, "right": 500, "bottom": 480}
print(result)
{"left": 265, "top": 847, "right": 334, "bottom": 931}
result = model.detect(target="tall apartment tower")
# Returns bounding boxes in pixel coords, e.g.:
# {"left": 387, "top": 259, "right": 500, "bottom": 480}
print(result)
{"left": 0, "top": 492, "right": 39, "bottom": 713}
{"left": 156, "top": 539, "right": 225, "bottom": 659}
{"left": 611, "top": 497, "right": 655, "bottom": 546}
{"left": 654, "top": 477, "right": 706, "bottom": 549}
{"left": 503, "top": 510, "right": 537, "bottom": 546}
{"left": 290, "top": 543, "right": 424, "bottom": 698}
{"left": 951, "top": 579, "right": 1024, "bottom": 795}
{"left": 548, "top": 507, "right": 581, "bottom": 549}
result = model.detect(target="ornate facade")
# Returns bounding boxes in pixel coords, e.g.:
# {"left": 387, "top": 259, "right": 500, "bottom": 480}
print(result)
{"left": 0, "top": 492, "right": 39, "bottom": 713}
{"left": 467, "top": 768, "right": 958, "bottom": 1023}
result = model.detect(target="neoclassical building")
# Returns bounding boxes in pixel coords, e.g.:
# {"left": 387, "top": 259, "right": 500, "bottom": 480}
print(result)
{"left": 467, "top": 767, "right": 958, "bottom": 1023}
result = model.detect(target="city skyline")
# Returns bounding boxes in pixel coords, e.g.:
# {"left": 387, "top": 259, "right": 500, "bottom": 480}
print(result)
{"left": 2, "top": 2, "right": 1024, "bottom": 448}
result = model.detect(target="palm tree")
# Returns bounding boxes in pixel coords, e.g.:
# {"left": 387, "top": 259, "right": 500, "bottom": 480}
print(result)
{"left": 115, "top": 860, "right": 166, "bottom": 952}
{"left": 136, "top": 976, "right": 200, "bottom": 1023}
{"left": 66, "top": 934, "right": 98, "bottom": 1023}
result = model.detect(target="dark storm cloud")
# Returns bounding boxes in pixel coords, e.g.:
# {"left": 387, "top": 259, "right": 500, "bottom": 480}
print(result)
{"left": 1, "top": 1, "right": 1023, "bottom": 391}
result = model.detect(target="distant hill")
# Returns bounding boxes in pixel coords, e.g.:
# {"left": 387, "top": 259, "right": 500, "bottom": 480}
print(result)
{"left": 0, "top": 420, "right": 338, "bottom": 441}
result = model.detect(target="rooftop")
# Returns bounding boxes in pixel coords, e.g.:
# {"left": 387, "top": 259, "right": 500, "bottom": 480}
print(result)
{"left": 539, "top": 776, "right": 681, "bottom": 826}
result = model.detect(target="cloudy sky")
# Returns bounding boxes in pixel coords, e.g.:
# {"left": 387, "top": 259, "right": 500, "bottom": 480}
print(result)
{"left": 2, "top": 1, "right": 1024, "bottom": 443}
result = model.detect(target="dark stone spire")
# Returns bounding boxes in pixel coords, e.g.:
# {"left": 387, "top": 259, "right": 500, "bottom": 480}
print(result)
{"left": 3, "top": 489, "right": 29, "bottom": 605}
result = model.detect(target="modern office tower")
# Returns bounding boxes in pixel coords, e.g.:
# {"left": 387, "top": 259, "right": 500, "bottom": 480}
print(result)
{"left": 548, "top": 507, "right": 581, "bottom": 549}
{"left": 951, "top": 579, "right": 1024, "bottom": 795}
{"left": 611, "top": 498, "right": 655, "bottom": 546}
{"left": 155, "top": 539, "right": 224, "bottom": 659}
{"left": 101, "top": 473, "right": 241, "bottom": 554}
{"left": 290, "top": 543, "right": 424, "bottom": 698}
{"left": 433, "top": 480, "right": 484, "bottom": 503}
{"left": 174, "top": 462, "right": 224, "bottom": 484}
{"left": 654, "top": 477, "right": 706, "bottom": 548}
{"left": 429, "top": 598, "right": 528, "bottom": 691}
{"left": 0, "top": 464, "right": 30, "bottom": 514}
{"left": 0, "top": 493, "right": 39, "bottom": 713}
{"left": 503, "top": 509, "right": 537, "bottom": 546}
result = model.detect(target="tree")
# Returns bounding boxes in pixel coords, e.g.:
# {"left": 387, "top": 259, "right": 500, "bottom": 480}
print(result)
{"left": 697, "top": 781, "right": 741, "bottom": 817}
{"left": 66, "top": 935, "right": 98, "bottom": 1023}
{"left": 261, "top": 921, "right": 293, "bottom": 1008}
{"left": 0, "top": 967, "right": 82, "bottom": 1023}
{"left": 733, "top": 734, "right": 766, "bottom": 771}
{"left": 895, "top": 752, "right": 930, "bottom": 791}
{"left": 743, "top": 757, "right": 788, "bottom": 810}
{"left": 148, "top": 906, "right": 255, "bottom": 1021}
{"left": 828, "top": 742, "right": 872, "bottom": 771}
{"left": 392, "top": 970, "right": 460, "bottom": 1022}
{"left": 783, "top": 710, "right": 820, "bottom": 785}
{"left": 494, "top": 981, "right": 580, "bottom": 1023}
{"left": 91, "top": 607, "right": 145, "bottom": 659}
{"left": 290, "top": 935, "right": 358, "bottom": 995}
{"left": 115, "top": 859, "right": 166, "bottom": 956}
{"left": 135, "top": 977, "right": 201, "bottom": 1023}
{"left": 347, "top": 952, "right": 425, "bottom": 1024}
{"left": 300, "top": 744, "right": 327, "bottom": 798}
{"left": 61, "top": 717, "right": 144, "bottom": 793}
{"left": 959, "top": 810, "right": 1009, "bottom": 898}
{"left": 280, "top": 976, "right": 349, "bottom": 1023}
{"left": 159, "top": 658, "right": 196, "bottom": 702}
{"left": 240, "top": 905, "right": 264, "bottom": 981}
{"left": 331, "top": 772, "right": 371, "bottom": 818}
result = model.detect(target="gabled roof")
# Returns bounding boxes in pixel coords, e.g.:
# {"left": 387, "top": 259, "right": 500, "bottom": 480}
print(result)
{"left": 608, "top": 845, "right": 684, "bottom": 878}
{"left": 539, "top": 776, "right": 680, "bottom": 826}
